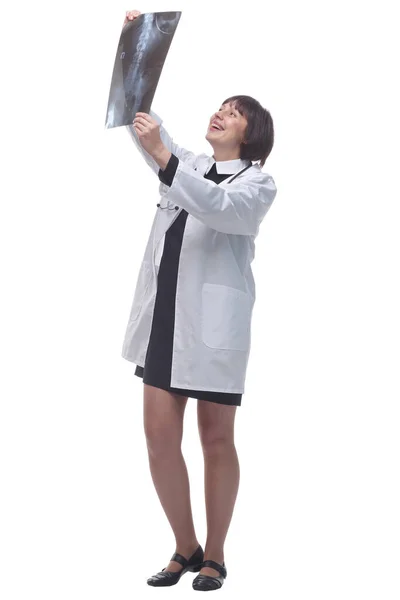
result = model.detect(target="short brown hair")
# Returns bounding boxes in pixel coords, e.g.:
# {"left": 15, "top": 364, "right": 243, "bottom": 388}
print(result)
{"left": 221, "top": 95, "right": 274, "bottom": 167}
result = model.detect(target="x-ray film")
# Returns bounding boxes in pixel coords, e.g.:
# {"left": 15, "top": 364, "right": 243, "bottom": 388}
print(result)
{"left": 105, "top": 11, "right": 182, "bottom": 129}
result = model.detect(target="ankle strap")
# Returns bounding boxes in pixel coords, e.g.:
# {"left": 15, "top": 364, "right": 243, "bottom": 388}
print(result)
{"left": 170, "top": 552, "right": 188, "bottom": 567}
{"left": 202, "top": 560, "right": 227, "bottom": 578}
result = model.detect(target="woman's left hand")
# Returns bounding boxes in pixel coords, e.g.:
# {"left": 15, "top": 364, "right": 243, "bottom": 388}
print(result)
{"left": 133, "top": 113, "right": 164, "bottom": 157}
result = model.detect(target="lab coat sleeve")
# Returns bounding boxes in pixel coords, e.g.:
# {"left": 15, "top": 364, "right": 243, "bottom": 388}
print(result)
{"left": 158, "top": 153, "right": 179, "bottom": 186}
{"left": 158, "top": 158, "right": 277, "bottom": 236}
{"left": 125, "top": 109, "right": 198, "bottom": 175}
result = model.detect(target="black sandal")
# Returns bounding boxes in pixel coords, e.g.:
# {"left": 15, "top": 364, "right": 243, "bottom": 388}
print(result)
{"left": 192, "top": 559, "right": 227, "bottom": 591}
{"left": 146, "top": 544, "right": 204, "bottom": 586}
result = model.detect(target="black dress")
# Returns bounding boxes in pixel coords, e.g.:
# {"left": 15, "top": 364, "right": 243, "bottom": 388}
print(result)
{"left": 134, "top": 154, "right": 242, "bottom": 406}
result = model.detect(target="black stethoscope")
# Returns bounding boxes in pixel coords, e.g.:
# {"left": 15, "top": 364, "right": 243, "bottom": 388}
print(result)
{"left": 157, "top": 162, "right": 254, "bottom": 210}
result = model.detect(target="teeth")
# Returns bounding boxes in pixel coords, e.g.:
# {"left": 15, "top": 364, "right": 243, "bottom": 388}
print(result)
{"left": 212, "top": 124, "right": 222, "bottom": 130}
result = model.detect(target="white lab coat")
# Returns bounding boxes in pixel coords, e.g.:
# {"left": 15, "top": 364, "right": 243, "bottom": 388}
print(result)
{"left": 121, "top": 110, "right": 277, "bottom": 394}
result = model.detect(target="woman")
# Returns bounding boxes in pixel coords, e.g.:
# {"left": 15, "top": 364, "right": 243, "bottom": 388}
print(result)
{"left": 121, "top": 9, "right": 277, "bottom": 591}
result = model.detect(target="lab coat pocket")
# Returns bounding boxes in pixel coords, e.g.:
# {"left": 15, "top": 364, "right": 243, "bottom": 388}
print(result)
{"left": 128, "top": 261, "right": 152, "bottom": 322}
{"left": 201, "top": 283, "right": 252, "bottom": 351}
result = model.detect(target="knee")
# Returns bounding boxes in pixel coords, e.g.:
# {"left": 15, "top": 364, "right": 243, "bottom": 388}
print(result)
{"left": 199, "top": 427, "right": 234, "bottom": 455}
{"left": 144, "top": 420, "right": 182, "bottom": 458}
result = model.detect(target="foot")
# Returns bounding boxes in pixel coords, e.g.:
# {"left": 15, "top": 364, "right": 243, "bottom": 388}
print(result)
{"left": 199, "top": 555, "right": 224, "bottom": 578}
{"left": 147, "top": 543, "right": 204, "bottom": 587}
{"left": 192, "top": 559, "right": 227, "bottom": 591}
{"left": 164, "top": 542, "right": 202, "bottom": 572}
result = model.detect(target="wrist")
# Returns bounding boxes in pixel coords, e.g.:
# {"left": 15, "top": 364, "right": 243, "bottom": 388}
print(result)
{"left": 151, "top": 145, "right": 172, "bottom": 170}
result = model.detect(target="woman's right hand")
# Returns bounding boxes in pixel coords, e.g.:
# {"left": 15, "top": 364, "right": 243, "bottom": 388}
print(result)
{"left": 123, "top": 9, "right": 141, "bottom": 27}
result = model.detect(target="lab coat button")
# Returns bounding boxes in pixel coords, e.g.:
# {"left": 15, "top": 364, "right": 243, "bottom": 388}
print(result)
{"left": 175, "top": 206, "right": 179, "bottom": 210}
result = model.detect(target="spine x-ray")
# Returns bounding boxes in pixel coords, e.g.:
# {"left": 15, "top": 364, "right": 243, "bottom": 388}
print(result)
{"left": 105, "top": 11, "right": 182, "bottom": 129}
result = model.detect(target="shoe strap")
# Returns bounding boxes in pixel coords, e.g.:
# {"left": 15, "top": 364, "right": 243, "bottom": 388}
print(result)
{"left": 169, "top": 552, "right": 188, "bottom": 568}
{"left": 201, "top": 560, "right": 227, "bottom": 578}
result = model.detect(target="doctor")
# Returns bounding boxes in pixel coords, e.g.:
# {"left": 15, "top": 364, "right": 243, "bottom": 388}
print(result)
{"left": 121, "top": 9, "right": 277, "bottom": 590}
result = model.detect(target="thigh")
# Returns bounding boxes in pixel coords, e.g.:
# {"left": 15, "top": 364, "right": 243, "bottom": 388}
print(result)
{"left": 143, "top": 383, "right": 189, "bottom": 445}
{"left": 197, "top": 399, "right": 237, "bottom": 446}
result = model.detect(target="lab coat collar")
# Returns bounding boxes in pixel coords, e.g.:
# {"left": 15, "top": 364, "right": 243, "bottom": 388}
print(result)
{"left": 207, "top": 156, "right": 252, "bottom": 175}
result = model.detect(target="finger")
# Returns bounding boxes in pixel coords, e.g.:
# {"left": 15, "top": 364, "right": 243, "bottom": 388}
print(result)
{"left": 135, "top": 112, "right": 152, "bottom": 123}
{"left": 136, "top": 113, "right": 156, "bottom": 127}
{"left": 134, "top": 116, "right": 151, "bottom": 126}
{"left": 133, "top": 123, "right": 146, "bottom": 133}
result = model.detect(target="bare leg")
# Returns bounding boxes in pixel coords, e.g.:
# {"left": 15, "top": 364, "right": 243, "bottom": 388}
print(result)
{"left": 143, "top": 384, "right": 200, "bottom": 571}
{"left": 197, "top": 400, "right": 239, "bottom": 577}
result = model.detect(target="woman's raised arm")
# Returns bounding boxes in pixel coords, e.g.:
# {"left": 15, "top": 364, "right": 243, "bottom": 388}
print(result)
{"left": 126, "top": 110, "right": 198, "bottom": 175}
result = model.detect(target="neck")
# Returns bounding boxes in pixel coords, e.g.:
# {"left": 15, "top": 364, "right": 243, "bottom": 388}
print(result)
{"left": 212, "top": 147, "right": 241, "bottom": 162}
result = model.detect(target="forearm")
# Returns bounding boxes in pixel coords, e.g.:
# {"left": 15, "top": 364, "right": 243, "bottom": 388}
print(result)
{"left": 158, "top": 157, "right": 277, "bottom": 235}
{"left": 150, "top": 144, "right": 172, "bottom": 171}
{"left": 127, "top": 109, "right": 198, "bottom": 170}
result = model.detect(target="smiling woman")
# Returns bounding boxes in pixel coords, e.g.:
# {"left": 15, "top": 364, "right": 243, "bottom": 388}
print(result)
{"left": 120, "top": 8, "right": 278, "bottom": 593}
{"left": 206, "top": 95, "right": 274, "bottom": 166}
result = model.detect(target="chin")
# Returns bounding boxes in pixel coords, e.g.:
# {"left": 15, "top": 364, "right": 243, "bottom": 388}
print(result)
{"left": 206, "top": 130, "right": 219, "bottom": 140}
{"left": 205, "top": 132, "right": 214, "bottom": 143}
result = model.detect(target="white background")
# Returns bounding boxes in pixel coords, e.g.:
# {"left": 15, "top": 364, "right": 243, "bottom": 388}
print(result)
{"left": 1, "top": 0, "right": 399, "bottom": 598}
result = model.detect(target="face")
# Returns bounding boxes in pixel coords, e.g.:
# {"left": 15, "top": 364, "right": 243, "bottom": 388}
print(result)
{"left": 205, "top": 101, "right": 248, "bottom": 154}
